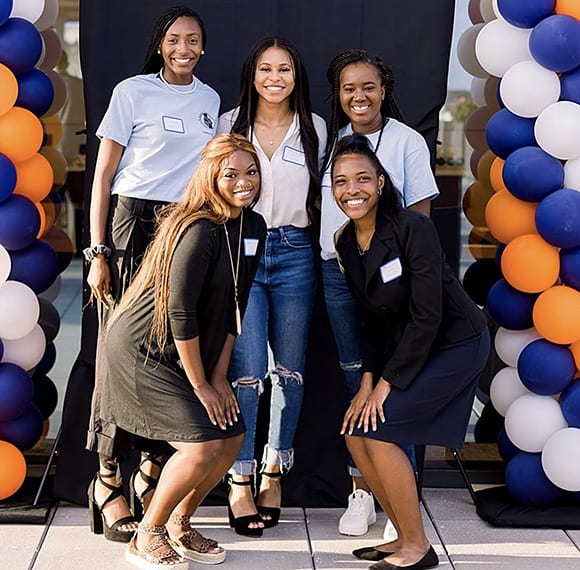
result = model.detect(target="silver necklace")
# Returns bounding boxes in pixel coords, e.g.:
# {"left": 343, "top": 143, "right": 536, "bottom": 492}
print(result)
{"left": 356, "top": 228, "right": 375, "bottom": 256}
{"left": 158, "top": 68, "right": 196, "bottom": 94}
{"left": 223, "top": 210, "right": 244, "bottom": 335}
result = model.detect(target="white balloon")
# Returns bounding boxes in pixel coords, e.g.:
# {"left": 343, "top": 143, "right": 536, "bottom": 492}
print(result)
{"left": 535, "top": 101, "right": 580, "bottom": 161}
{"left": 500, "top": 60, "right": 561, "bottom": 118}
{"left": 0, "top": 281, "right": 39, "bottom": 340}
{"left": 490, "top": 366, "right": 532, "bottom": 416}
{"left": 475, "top": 19, "right": 532, "bottom": 77}
{"left": 34, "top": 0, "right": 58, "bottom": 32}
{"left": 505, "top": 394, "right": 567, "bottom": 452}
{"left": 494, "top": 327, "right": 542, "bottom": 367}
{"left": 564, "top": 157, "right": 580, "bottom": 191}
{"left": 1, "top": 324, "right": 46, "bottom": 371}
{"left": 10, "top": 0, "right": 45, "bottom": 24}
{"left": 480, "top": 0, "right": 496, "bottom": 22}
{"left": 39, "top": 274, "right": 61, "bottom": 302}
{"left": 542, "top": 428, "right": 580, "bottom": 492}
{"left": 0, "top": 245, "right": 11, "bottom": 284}
{"left": 457, "top": 24, "right": 488, "bottom": 79}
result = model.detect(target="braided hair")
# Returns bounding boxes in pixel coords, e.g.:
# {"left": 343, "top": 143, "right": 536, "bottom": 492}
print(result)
{"left": 141, "top": 6, "right": 207, "bottom": 74}
{"left": 323, "top": 49, "right": 404, "bottom": 170}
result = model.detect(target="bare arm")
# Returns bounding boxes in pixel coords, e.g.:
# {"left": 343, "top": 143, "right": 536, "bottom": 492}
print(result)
{"left": 408, "top": 197, "right": 431, "bottom": 218}
{"left": 209, "top": 334, "right": 240, "bottom": 426}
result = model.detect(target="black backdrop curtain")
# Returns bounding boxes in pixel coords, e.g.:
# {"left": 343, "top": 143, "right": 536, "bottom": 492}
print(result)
{"left": 53, "top": 0, "right": 455, "bottom": 507}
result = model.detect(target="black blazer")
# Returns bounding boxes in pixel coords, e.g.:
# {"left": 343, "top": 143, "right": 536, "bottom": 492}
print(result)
{"left": 335, "top": 207, "right": 487, "bottom": 390}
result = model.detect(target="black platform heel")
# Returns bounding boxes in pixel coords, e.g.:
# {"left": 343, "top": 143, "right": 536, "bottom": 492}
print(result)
{"left": 256, "top": 471, "right": 282, "bottom": 529}
{"left": 129, "top": 453, "right": 163, "bottom": 520}
{"left": 88, "top": 472, "right": 137, "bottom": 543}
{"left": 227, "top": 477, "right": 264, "bottom": 537}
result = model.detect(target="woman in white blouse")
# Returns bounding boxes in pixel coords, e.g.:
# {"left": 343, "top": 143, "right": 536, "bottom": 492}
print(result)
{"left": 218, "top": 36, "right": 326, "bottom": 536}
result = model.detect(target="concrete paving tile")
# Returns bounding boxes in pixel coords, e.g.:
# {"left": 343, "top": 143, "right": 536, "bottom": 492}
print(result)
{"left": 0, "top": 525, "right": 45, "bottom": 570}
{"left": 567, "top": 530, "right": 580, "bottom": 550}
{"left": 422, "top": 488, "right": 480, "bottom": 521}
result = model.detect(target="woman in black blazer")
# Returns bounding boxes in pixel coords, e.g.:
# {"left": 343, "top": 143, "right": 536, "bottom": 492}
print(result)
{"left": 332, "top": 134, "right": 490, "bottom": 570}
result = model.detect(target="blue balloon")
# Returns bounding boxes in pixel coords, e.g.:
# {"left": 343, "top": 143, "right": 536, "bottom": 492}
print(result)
{"left": 0, "top": 362, "right": 33, "bottom": 422}
{"left": 530, "top": 15, "right": 580, "bottom": 73}
{"left": 487, "top": 279, "right": 537, "bottom": 330}
{"left": 16, "top": 68, "right": 54, "bottom": 117}
{"left": 0, "top": 402, "right": 43, "bottom": 451}
{"left": 486, "top": 109, "right": 536, "bottom": 159}
{"left": 495, "top": 243, "right": 506, "bottom": 270}
{"left": 561, "top": 66, "right": 580, "bottom": 105}
{"left": 560, "top": 381, "right": 580, "bottom": 428}
{"left": 503, "top": 146, "right": 564, "bottom": 202}
{"left": 32, "top": 373, "right": 58, "bottom": 420}
{"left": 560, "top": 246, "right": 580, "bottom": 290}
{"left": 8, "top": 240, "right": 59, "bottom": 293}
{"left": 517, "top": 339, "right": 575, "bottom": 396}
{"left": 0, "top": 152, "right": 16, "bottom": 203}
{"left": 0, "top": 338, "right": 2, "bottom": 361}
{"left": 497, "top": 0, "right": 555, "bottom": 29}
{"left": 536, "top": 188, "right": 580, "bottom": 248}
{"left": 35, "top": 342, "right": 56, "bottom": 375}
{"left": 0, "top": 0, "right": 12, "bottom": 27}
{"left": 497, "top": 427, "right": 520, "bottom": 462}
{"left": 0, "top": 18, "right": 42, "bottom": 75}
{"left": 0, "top": 194, "right": 40, "bottom": 250}
{"left": 506, "top": 452, "right": 562, "bottom": 506}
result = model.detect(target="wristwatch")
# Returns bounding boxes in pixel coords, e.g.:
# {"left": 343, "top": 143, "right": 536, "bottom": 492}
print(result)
{"left": 82, "top": 244, "right": 112, "bottom": 262}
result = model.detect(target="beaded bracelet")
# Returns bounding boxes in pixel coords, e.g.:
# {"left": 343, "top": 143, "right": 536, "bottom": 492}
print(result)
{"left": 82, "top": 244, "right": 112, "bottom": 262}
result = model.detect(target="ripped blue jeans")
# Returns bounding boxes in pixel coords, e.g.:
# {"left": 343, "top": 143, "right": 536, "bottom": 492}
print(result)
{"left": 228, "top": 226, "right": 315, "bottom": 476}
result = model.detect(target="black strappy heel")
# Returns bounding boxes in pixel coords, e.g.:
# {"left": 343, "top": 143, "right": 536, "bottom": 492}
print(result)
{"left": 227, "top": 476, "right": 264, "bottom": 537}
{"left": 256, "top": 471, "right": 282, "bottom": 529}
{"left": 129, "top": 453, "right": 164, "bottom": 520}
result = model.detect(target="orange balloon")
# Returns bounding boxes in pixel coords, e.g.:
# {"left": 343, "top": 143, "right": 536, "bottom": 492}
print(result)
{"left": 40, "top": 146, "right": 67, "bottom": 188}
{"left": 501, "top": 234, "right": 560, "bottom": 293}
{"left": 534, "top": 286, "right": 580, "bottom": 345}
{"left": 468, "top": 226, "right": 499, "bottom": 260}
{"left": 485, "top": 189, "right": 538, "bottom": 243}
{"left": 462, "top": 181, "right": 494, "bottom": 227}
{"left": 41, "top": 113, "right": 63, "bottom": 147}
{"left": 476, "top": 150, "right": 496, "bottom": 190}
{"left": 555, "top": 0, "right": 580, "bottom": 19}
{"left": 570, "top": 340, "right": 580, "bottom": 370}
{"left": 489, "top": 157, "right": 505, "bottom": 192}
{"left": 0, "top": 107, "right": 43, "bottom": 163}
{"left": 0, "top": 64, "right": 18, "bottom": 117}
{"left": 0, "top": 441, "right": 27, "bottom": 500}
{"left": 35, "top": 201, "right": 47, "bottom": 238}
{"left": 13, "top": 154, "right": 54, "bottom": 202}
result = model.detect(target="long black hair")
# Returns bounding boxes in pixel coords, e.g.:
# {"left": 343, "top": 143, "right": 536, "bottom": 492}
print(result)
{"left": 323, "top": 49, "right": 405, "bottom": 170}
{"left": 331, "top": 133, "right": 401, "bottom": 220}
{"left": 141, "top": 6, "right": 207, "bottom": 74}
{"left": 229, "top": 37, "right": 321, "bottom": 225}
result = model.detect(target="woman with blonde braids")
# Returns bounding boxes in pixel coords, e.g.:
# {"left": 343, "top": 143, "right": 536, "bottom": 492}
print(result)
{"left": 87, "top": 134, "right": 266, "bottom": 569}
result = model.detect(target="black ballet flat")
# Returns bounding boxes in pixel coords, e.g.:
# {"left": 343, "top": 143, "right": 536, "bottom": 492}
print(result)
{"left": 368, "top": 545, "right": 439, "bottom": 570}
{"left": 352, "top": 546, "right": 393, "bottom": 561}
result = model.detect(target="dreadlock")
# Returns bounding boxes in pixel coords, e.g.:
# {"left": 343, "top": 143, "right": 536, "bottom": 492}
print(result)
{"left": 323, "top": 49, "right": 404, "bottom": 171}
{"left": 141, "top": 6, "right": 207, "bottom": 75}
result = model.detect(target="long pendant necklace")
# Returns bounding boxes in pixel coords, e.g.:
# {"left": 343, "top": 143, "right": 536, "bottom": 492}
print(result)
{"left": 158, "top": 68, "right": 196, "bottom": 94}
{"left": 223, "top": 210, "right": 244, "bottom": 335}
{"left": 357, "top": 228, "right": 375, "bottom": 256}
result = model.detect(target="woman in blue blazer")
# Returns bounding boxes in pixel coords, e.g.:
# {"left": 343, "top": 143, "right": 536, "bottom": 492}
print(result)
{"left": 332, "top": 134, "right": 490, "bottom": 570}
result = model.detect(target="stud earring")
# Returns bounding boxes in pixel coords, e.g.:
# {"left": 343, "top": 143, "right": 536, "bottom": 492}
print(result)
{"left": 201, "top": 50, "right": 205, "bottom": 55}
{"left": 157, "top": 49, "right": 161, "bottom": 54}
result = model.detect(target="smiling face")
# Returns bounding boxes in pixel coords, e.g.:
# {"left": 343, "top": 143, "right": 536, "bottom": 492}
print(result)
{"left": 216, "top": 150, "right": 260, "bottom": 218}
{"left": 332, "top": 153, "right": 384, "bottom": 223}
{"left": 339, "top": 62, "right": 385, "bottom": 134}
{"left": 159, "top": 16, "right": 203, "bottom": 85}
{"left": 253, "top": 46, "right": 296, "bottom": 105}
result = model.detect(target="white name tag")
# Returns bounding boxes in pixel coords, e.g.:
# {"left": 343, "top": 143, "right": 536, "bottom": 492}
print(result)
{"left": 162, "top": 116, "right": 185, "bottom": 133}
{"left": 282, "top": 145, "right": 306, "bottom": 166}
{"left": 244, "top": 238, "right": 259, "bottom": 256}
{"left": 380, "top": 258, "right": 402, "bottom": 283}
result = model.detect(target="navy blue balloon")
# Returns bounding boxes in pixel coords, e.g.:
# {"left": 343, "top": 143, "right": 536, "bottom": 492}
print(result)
{"left": 503, "top": 146, "right": 564, "bottom": 202}
{"left": 0, "top": 18, "right": 43, "bottom": 75}
{"left": 487, "top": 279, "right": 537, "bottom": 330}
{"left": 560, "top": 246, "right": 580, "bottom": 290}
{"left": 0, "top": 0, "right": 12, "bottom": 27}
{"left": 0, "top": 402, "right": 43, "bottom": 450}
{"left": 517, "top": 339, "right": 575, "bottom": 396}
{"left": 495, "top": 243, "right": 506, "bottom": 270}
{"left": 497, "top": 0, "right": 555, "bottom": 29}
{"left": 8, "top": 240, "right": 59, "bottom": 293}
{"left": 16, "top": 68, "right": 54, "bottom": 117}
{"left": 530, "top": 15, "right": 580, "bottom": 73}
{"left": 0, "top": 194, "right": 40, "bottom": 251}
{"left": 497, "top": 428, "right": 519, "bottom": 462}
{"left": 486, "top": 109, "right": 536, "bottom": 159}
{"left": 560, "top": 381, "right": 580, "bottom": 428}
{"left": 561, "top": 66, "right": 580, "bottom": 105}
{"left": 0, "top": 362, "right": 33, "bottom": 421}
{"left": 35, "top": 342, "right": 56, "bottom": 375}
{"left": 0, "top": 153, "right": 16, "bottom": 202}
{"left": 506, "top": 452, "right": 562, "bottom": 506}
{"left": 0, "top": 338, "right": 3, "bottom": 361}
{"left": 32, "top": 373, "right": 58, "bottom": 420}
{"left": 536, "top": 188, "right": 580, "bottom": 248}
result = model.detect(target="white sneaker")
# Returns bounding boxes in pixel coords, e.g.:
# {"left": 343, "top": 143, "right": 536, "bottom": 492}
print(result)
{"left": 383, "top": 517, "right": 399, "bottom": 541}
{"left": 338, "top": 489, "right": 377, "bottom": 536}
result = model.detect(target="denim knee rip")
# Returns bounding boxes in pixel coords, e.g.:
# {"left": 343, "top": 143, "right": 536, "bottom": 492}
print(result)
{"left": 271, "top": 364, "right": 304, "bottom": 386}
{"left": 261, "top": 444, "right": 294, "bottom": 472}
{"left": 339, "top": 359, "right": 362, "bottom": 373}
{"left": 231, "top": 376, "right": 264, "bottom": 395}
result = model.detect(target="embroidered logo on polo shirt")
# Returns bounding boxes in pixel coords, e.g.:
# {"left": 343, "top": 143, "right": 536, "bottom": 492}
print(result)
{"left": 200, "top": 112, "right": 215, "bottom": 131}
